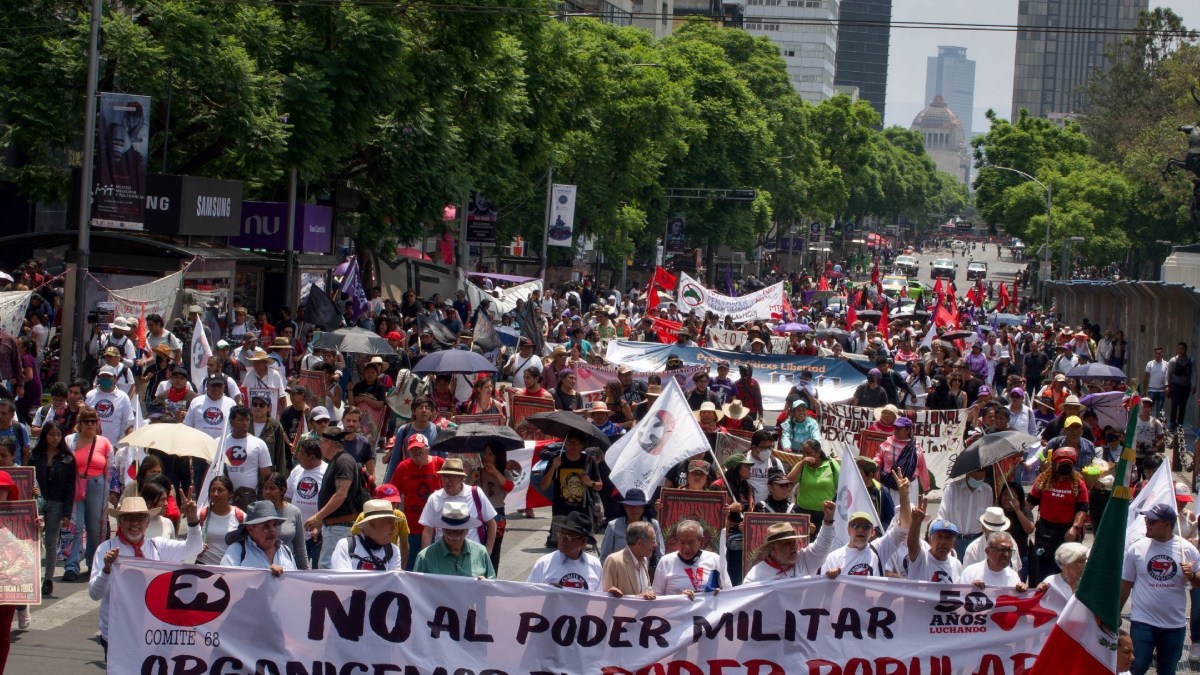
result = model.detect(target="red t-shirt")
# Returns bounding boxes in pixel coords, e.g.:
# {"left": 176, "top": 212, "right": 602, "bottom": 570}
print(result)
{"left": 389, "top": 456, "right": 444, "bottom": 534}
{"left": 1030, "top": 478, "right": 1088, "bottom": 525}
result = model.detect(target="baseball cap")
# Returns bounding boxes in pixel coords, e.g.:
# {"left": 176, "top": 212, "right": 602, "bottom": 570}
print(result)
{"left": 768, "top": 471, "right": 793, "bottom": 486}
{"left": 98, "top": 365, "right": 118, "bottom": 377}
{"left": 374, "top": 483, "right": 403, "bottom": 504}
{"left": 1144, "top": 503, "right": 1178, "bottom": 523}
{"left": 1064, "top": 415, "right": 1083, "bottom": 429}
{"left": 928, "top": 519, "right": 959, "bottom": 536}
{"left": 1009, "top": 387, "right": 1025, "bottom": 399}
{"left": 894, "top": 416, "right": 913, "bottom": 428}
{"left": 310, "top": 406, "right": 331, "bottom": 421}
{"left": 978, "top": 385, "right": 992, "bottom": 396}
{"left": 688, "top": 459, "right": 711, "bottom": 474}
{"left": 1175, "top": 482, "right": 1194, "bottom": 503}
{"left": 1052, "top": 447, "right": 1078, "bottom": 465}
{"left": 848, "top": 512, "right": 874, "bottom": 525}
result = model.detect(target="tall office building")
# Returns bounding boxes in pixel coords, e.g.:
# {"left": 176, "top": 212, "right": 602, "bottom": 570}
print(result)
{"left": 1012, "top": 0, "right": 1146, "bottom": 120}
{"left": 833, "top": 0, "right": 891, "bottom": 119}
{"left": 925, "top": 46, "right": 976, "bottom": 137}
{"left": 744, "top": 0, "right": 840, "bottom": 104}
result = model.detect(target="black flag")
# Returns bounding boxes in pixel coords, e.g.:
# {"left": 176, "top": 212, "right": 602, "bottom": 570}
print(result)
{"left": 472, "top": 305, "right": 501, "bottom": 356}
{"left": 417, "top": 314, "right": 457, "bottom": 349}
{"left": 304, "top": 287, "right": 343, "bottom": 331}
{"left": 514, "top": 299, "right": 545, "bottom": 356}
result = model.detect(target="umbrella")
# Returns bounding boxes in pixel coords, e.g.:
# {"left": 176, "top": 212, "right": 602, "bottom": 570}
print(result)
{"left": 525, "top": 410, "right": 612, "bottom": 448}
{"left": 949, "top": 430, "right": 1037, "bottom": 478}
{"left": 893, "top": 310, "right": 930, "bottom": 322}
{"left": 411, "top": 349, "right": 498, "bottom": 375}
{"left": 311, "top": 327, "right": 396, "bottom": 356}
{"left": 1079, "top": 391, "right": 1127, "bottom": 429}
{"left": 0, "top": 272, "right": 12, "bottom": 283}
{"left": 815, "top": 327, "right": 850, "bottom": 339}
{"left": 857, "top": 310, "right": 882, "bottom": 322}
{"left": 119, "top": 423, "right": 217, "bottom": 462}
{"left": 988, "top": 313, "right": 1025, "bottom": 326}
{"left": 773, "top": 322, "right": 810, "bottom": 333}
{"left": 941, "top": 330, "right": 975, "bottom": 340}
{"left": 1067, "top": 363, "right": 1127, "bottom": 380}
{"left": 431, "top": 424, "right": 525, "bottom": 454}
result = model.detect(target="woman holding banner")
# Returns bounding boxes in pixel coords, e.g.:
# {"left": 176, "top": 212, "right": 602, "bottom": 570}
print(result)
{"left": 787, "top": 439, "right": 839, "bottom": 536}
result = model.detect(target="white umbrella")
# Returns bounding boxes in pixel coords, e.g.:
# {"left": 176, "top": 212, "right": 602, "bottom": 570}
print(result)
{"left": 119, "top": 423, "right": 216, "bottom": 462}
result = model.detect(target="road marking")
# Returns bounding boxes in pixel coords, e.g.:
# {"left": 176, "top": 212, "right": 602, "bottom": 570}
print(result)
{"left": 28, "top": 590, "right": 99, "bottom": 631}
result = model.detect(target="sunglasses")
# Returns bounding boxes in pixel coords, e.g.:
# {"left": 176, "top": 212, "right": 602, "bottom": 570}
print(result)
{"left": 252, "top": 402, "right": 268, "bottom": 408}
{"left": 850, "top": 522, "right": 873, "bottom": 531}
{"left": 80, "top": 419, "right": 99, "bottom": 425}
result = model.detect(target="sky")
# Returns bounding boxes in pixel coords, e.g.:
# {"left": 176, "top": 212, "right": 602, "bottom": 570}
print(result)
{"left": 883, "top": 1, "right": 1200, "bottom": 133}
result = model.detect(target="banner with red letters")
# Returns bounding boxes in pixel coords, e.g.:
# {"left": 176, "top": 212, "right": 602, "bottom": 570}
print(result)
{"left": 108, "top": 558, "right": 1058, "bottom": 674}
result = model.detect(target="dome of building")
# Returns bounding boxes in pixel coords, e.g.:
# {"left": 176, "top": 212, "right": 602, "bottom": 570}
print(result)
{"left": 911, "top": 95, "right": 970, "bottom": 183}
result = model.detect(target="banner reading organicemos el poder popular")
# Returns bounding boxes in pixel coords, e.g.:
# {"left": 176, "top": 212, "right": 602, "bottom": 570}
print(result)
{"left": 110, "top": 558, "right": 1058, "bottom": 674}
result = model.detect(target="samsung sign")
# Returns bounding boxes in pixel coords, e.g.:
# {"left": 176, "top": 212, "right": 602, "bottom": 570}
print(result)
{"left": 143, "top": 174, "right": 244, "bottom": 236}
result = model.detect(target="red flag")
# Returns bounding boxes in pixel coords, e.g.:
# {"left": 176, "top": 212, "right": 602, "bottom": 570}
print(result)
{"left": 653, "top": 266, "right": 678, "bottom": 291}
{"left": 847, "top": 303, "right": 858, "bottom": 327}
{"left": 933, "top": 305, "right": 955, "bottom": 329}
{"left": 973, "top": 279, "right": 984, "bottom": 308}
{"left": 135, "top": 304, "right": 148, "bottom": 352}
{"left": 932, "top": 277, "right": 943, "bottom": 298}
{"left": 818, "top": 275, "right": 829, "bottom": 291}
{"left": 965, "top": 286, "right": 975, "bottom": 306}
{"left": 647, "top": 285, "right": 660, "bottom": 310}
{"left": 879, "top": 303, "right": 889, "bottom": 340}
{"left": 998, "top": 282, "right": 1010, "bottom": 312}
{"left": 870, "top": 262, "right": 879, "bottom": 286}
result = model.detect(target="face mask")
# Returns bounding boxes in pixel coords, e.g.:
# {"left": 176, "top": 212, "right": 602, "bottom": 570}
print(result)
{"left": 967, "top": 477, "right": 985, "bottom": 490}
{"left": 98, "top": 378, "right": 115, "bottom": 391}
{"left": 1056, "top": 464, "right": 1073, "bottom": 477}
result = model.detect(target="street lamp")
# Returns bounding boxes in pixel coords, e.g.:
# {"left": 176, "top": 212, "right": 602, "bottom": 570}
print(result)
{"left": 981, "top": 165, "right": 1052, "bottom": 304}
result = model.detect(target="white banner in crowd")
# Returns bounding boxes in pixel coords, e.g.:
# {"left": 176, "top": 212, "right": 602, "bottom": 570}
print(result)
{"left": 189, "top": 316, "right": 213, "bottom": 391}
{"left": 109, "top": 558, "right": 1057, "bottom": 673}
{"left": 0, "top": 291, "right": 31, "bottom": 337}
{"left": 706, "top": 326, "right": 790, "bottom": 353}
{"left": 676, "top": 271, "right": 786, "bottom": 321}
{"left": 108, "top": 269, "right": 184, "bottom": 323}
{"left": 503, "top": 444, "right": 536, "bottom": 513}
{"left": 606, "top": 378, "right": 709, "bottom": 496}
{"left": 574, "top": 363, "right": 706, "bottom": 395}
{"left": 819, "top": 402, "right": 968, "bottom": 495}
{"left": 462, "top": 277, "right": 543, "bottom": 320}
{"left": 1125, "top": 458, "right": 1174, "bottom": 548}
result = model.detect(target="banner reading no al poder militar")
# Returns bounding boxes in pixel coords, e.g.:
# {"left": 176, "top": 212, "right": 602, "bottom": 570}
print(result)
{"left": 110, "top": 559, "right": 1057, "bottom": 674}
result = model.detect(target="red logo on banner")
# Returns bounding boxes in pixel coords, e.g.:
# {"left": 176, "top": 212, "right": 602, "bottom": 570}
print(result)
{"left": 637, "top": 410, "right": 676, "bottom": 456}
{"left": 990, "top": 590, "right": 1055, "bottom": 631}
{"left": 145, "top": 569, "right": 231, "bottom": 627}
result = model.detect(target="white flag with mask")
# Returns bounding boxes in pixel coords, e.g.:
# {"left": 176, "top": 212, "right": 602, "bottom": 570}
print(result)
{"left": 605, "top": 377, "right": 709, "bottom": 496}
{"left": 830, "top": 447, "right": 883, "bottom": 550}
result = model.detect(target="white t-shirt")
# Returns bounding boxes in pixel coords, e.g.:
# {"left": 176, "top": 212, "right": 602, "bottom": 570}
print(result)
{"left": 742, "top": 522, "right": 837, "bottom": 584}
{"left": 330, "top": 536, "right": 404, "bottom": 572}
{"left": 822, "top": 525, "right": 908, "bottom": 577}
{"left": 197, "top": 510, "right": 238, "bottom": 565}
{"left": 1122, "top": 536, "right": 1200, "bottom": 628}
{"left": 962, "top": 535, "right": 1022, "bottom": 573}
{"left": 652, "top": 550, "right": 731, "bottom": 595}
{"left": 417, "top": 486, "right": 498, "bottom": 544}
{"left": 184, "top": 395, "right": 237, "bottom": 438}
{"left": 1145, "top": 359, "right": 1169, "bottom": 391}
{"left": 747, "top": 452, "right": 782, "bottom": 504}
{"left": 286, "top": 463, "right": 328, "bottom": 540}
{"left": 243, "top": 368, "right": 287, "bottom": 403}
{"left": 526, "top": 551, "right": 604, "bottom": 590}
{"left": 960, "top": 560, "right": 1022, "bottom": 588}
{"left": 220, "top": 434, "right": 272, "bottom": 492}
{"left": 84, "top": 388, "right": 133, "bottom": 444}
{"left": 907, "top": 546, "right": 962, "bottom": 584}
{"left": 1134, "top": 416, "right": 1163, "bottom": 449}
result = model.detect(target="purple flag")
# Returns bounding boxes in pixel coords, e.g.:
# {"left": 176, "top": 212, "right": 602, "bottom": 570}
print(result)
{"left": 340, "top": 256, "right": 370, "bottom": 320}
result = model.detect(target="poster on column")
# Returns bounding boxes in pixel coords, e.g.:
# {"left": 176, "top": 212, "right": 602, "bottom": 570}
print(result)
{"left": 547, "top": 184, "right": 576, "bottom": 247}
{"left": 819, "top": 402, "right": 967, "bottom": 495}
{"left": 665, "top": 213, "right": 686, "bottom": 254}
{"left": 93, "top": 92, "right": 151, "bottom": 230}
{"left": 465, "top": 192, "right": 498, "bottom": 244}
{"left": 107, "top": 558, "right": 1060, "bottom": 674}
{"left": 675, "top": 272, "right": 787, "bottom": 322}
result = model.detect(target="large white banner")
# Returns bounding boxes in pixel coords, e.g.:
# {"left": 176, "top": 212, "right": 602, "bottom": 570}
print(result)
{"left": 676, "top": 272, "right": 786, "bottom": 321}
{"left": 108, "top": 269, "right": 184, "bottom": 323}
{"left": 0, "top": 291, "right": 31, "bottom": 337}
{"left": 819, "top": 402, "right": 968, "bottom": 495}
{"left": 548, "top": 184, "right": 577, "bottom": 248}
{"left": 462, "top": 277, "right": 543, "bottom": 321}
{"left": 108, "top": 558, "right": 1057, "bottom": 673}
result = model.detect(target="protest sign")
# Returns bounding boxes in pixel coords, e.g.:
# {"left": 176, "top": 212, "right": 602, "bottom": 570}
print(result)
{"left": 296, "top": 370, "right": 325, "bottom": 406}
{"left": 0, "top": 501, "right": 40, "bottom": 605}
{"left": 676, "top": 272, "right": 787, "bottom": 321}
{"left": 659, "top": 488, "right": 727, "bottom": 553}
{"left": 742, "top": 512, "right": 810, "bottom": 576}
{"left": 463, "top": 278, "right": 543, "bottom": 320}
{"left": 650, "top": 317, "right": 681, "bottom": 343}
{"left": 819, "top": 402, "right": 967, "bottom": 493}
{"left": 707, "top": 327, "right": 789, "bottom": 353}
{"left": 0, "top": 291, "right": 31, "bottom": 337}
{"left": 574, "top": 364, "right": 704, "bottom": 397}
{"left": 108, "top": 558, "right": 1059, "bottom": 673}
{"left": 508, "top": 392, "right": 554, "bottom": 438}
{"left": 0, "top": 467, "right": 34, "bottom": 501}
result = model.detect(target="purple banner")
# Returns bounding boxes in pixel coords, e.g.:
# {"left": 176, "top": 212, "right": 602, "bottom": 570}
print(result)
{"left": 229, "top": 201, "right": 332, "bottom": 253}
{"left": 93, "top": 93, "right": 151, "bottom": 230}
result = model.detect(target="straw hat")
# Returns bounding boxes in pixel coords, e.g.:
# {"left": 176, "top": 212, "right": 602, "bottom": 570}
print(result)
{"left": 108, "top": 496, "right": 162, "bottom": 520}
{"left": 357, "top": 499, "right": 400, "bottom": 526}
{"left": 723, "top": 399, "right": 750, "bottom": 420}
{"left": 693, "top": 401, "right": 725, "bottom": 422}
{"left": 759, "top": 522, "right": 804, "bottom": 552}
{"left": 364, "top": 356, "right": 389, "bottom": 373}
{"left": 247, "top": 348, "right": 273, "bottom": 362}
{"left": 437, "top": 457, "right": 468, "bottom": 478}
{"left": 270, "top": 337, "right": 294, "bottom": 351}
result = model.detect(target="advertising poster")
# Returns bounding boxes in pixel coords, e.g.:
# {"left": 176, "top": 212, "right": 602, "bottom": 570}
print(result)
{"left": 659, "top": 488, "right": 728, "bottom": 553}
{"left": 465, "top": 192, "right": 497, "bottom": 245}
{"left": 665, "top": 213, "right": 686, "bottom": 254}
{"left": 93, "top": 92, "right": 151, "bottom": 230}
{"left": 742, "top": 512, "right": 810, "bottom": 575}
{"left": 547, "top": 184, "right": 577, "bottom": 248}
{"left": 0, "top": 501, "right": 41, "bottom": 605}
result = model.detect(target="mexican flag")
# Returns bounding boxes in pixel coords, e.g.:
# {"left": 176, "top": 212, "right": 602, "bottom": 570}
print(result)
{"left": 1028, "top": 398, "right": 1138, "bottom": 673}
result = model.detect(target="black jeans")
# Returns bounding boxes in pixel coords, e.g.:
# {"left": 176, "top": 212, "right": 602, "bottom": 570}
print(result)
{"left": 1169, "top": 391, "right": 1190, "bottom": 430}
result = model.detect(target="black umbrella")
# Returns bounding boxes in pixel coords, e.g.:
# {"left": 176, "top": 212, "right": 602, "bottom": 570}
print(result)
{"left": 525, "top": 410, "right": 612, "bottom": 448}
{"left": 311, "top": 327, "right": 396, "bottom": 356}
{"left": 815, "top": 327, "right": 850, "bottom": 339}
{"left": 949, "top": 430, "right": 1037, "bottom": 478}
{"left": 857, "top": 310, "right": 882, "bottom": 322}
{"left": 941, "top": 330, "right": 975, "bottom": 341}
{"left": 1066, "top": 363, "right": 1126, "bottom": 380}
{"left": 410, "top": 349, "right": 498, "bottom": 375}
{"left": 431, "top": 424, "right": 525, "bottom": 454}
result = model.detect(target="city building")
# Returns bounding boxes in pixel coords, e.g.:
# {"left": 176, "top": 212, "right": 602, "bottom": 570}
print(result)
{"left": 833, "top": 0, "right": 891, "bottom": 119}
{"left": 743, "top": 0, "right": 840, "bottom": 104}
{"left": 1012, "top": 0, "right": 1147, "bottom": 120}
{"left": 911, "top": 96, "right": 971, "bottom": 184}
{"left": 632, "top": 0, "right": 675, "bottom": 38}
{"left": 673, "top": 0, "right": 745, "bottom": 28}
{"left": 925, "top": 46, "right": 976, "bottom": 137}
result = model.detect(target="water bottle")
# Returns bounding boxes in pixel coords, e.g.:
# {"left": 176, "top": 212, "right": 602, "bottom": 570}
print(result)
{"left": 704, "top": 569, "right": 721, "bottom": 593}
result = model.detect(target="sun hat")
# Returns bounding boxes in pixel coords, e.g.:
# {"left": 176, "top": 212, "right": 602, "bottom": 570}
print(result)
{"left": 589, "top": 401, "right": 612, "bottom": 416}
{"left": 873, "top": 403, "right": 900, "bottom": 421}
{"left": 108, "top": 496, "right": 161, "bottom": 520}
{"left": 224, "top": 500, "right": 286, "bottom": 545}
{"left": 693, "top": 401, "right": 725, "bottom": 422}
{"left": 979, "top": 507, "right": 1011, "bottom": 532}
{"left": 358, "top": 499, "right": 401, "bottom": 526}
{"left": 620, "top": 488, "right": 649, "bottom": 507}
{"left": 760, "top": 522, "right": 805, "bottom": 550}
{"left": 723, "top": 399, "right": 750, "bottom": 420}
{"left": 112, "top": 317, "right": 130, "bottom": 331}
{"left": 247, "top": 348, "right": 273, "bottom": 362}
{"left": 270, "top": 337, "right": 293, "bottom": 350}
{"left": 363, "top": 356, "right": 389, "bottom": 372}
{"left": 434, "top": 502, "right": 480, "bottom": 531}
{"left": 437, "top": 457, "right": 468, "bottom": 477}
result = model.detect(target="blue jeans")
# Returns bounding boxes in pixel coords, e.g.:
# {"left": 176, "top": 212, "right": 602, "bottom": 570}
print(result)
{"left": 405, "top": 533, "right": 423, "bottom": 571}
{"left": 66, "top": 475, "right": 108, "bottom": 574}
{"left": 1131, "top": 620, "right": 1186, "bottom": 675}
{"left": 1149, "top": 390, "right": 1165, "bottom": 417}
{"left": 41, "top": 500, "right": 66, "bottom": 581}
{"left": 319, "top": 524, "right": 351, "bottom": 570}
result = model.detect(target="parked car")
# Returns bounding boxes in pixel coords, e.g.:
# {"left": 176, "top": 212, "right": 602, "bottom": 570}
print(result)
{"left": 931, "top": 258, "right": 957, "bottom": 280}
{"left": 894, "top": 255, "right": 919, "bottom": 277}
{"left": 966, "top": 261, "right": 988, "bottom": 281}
